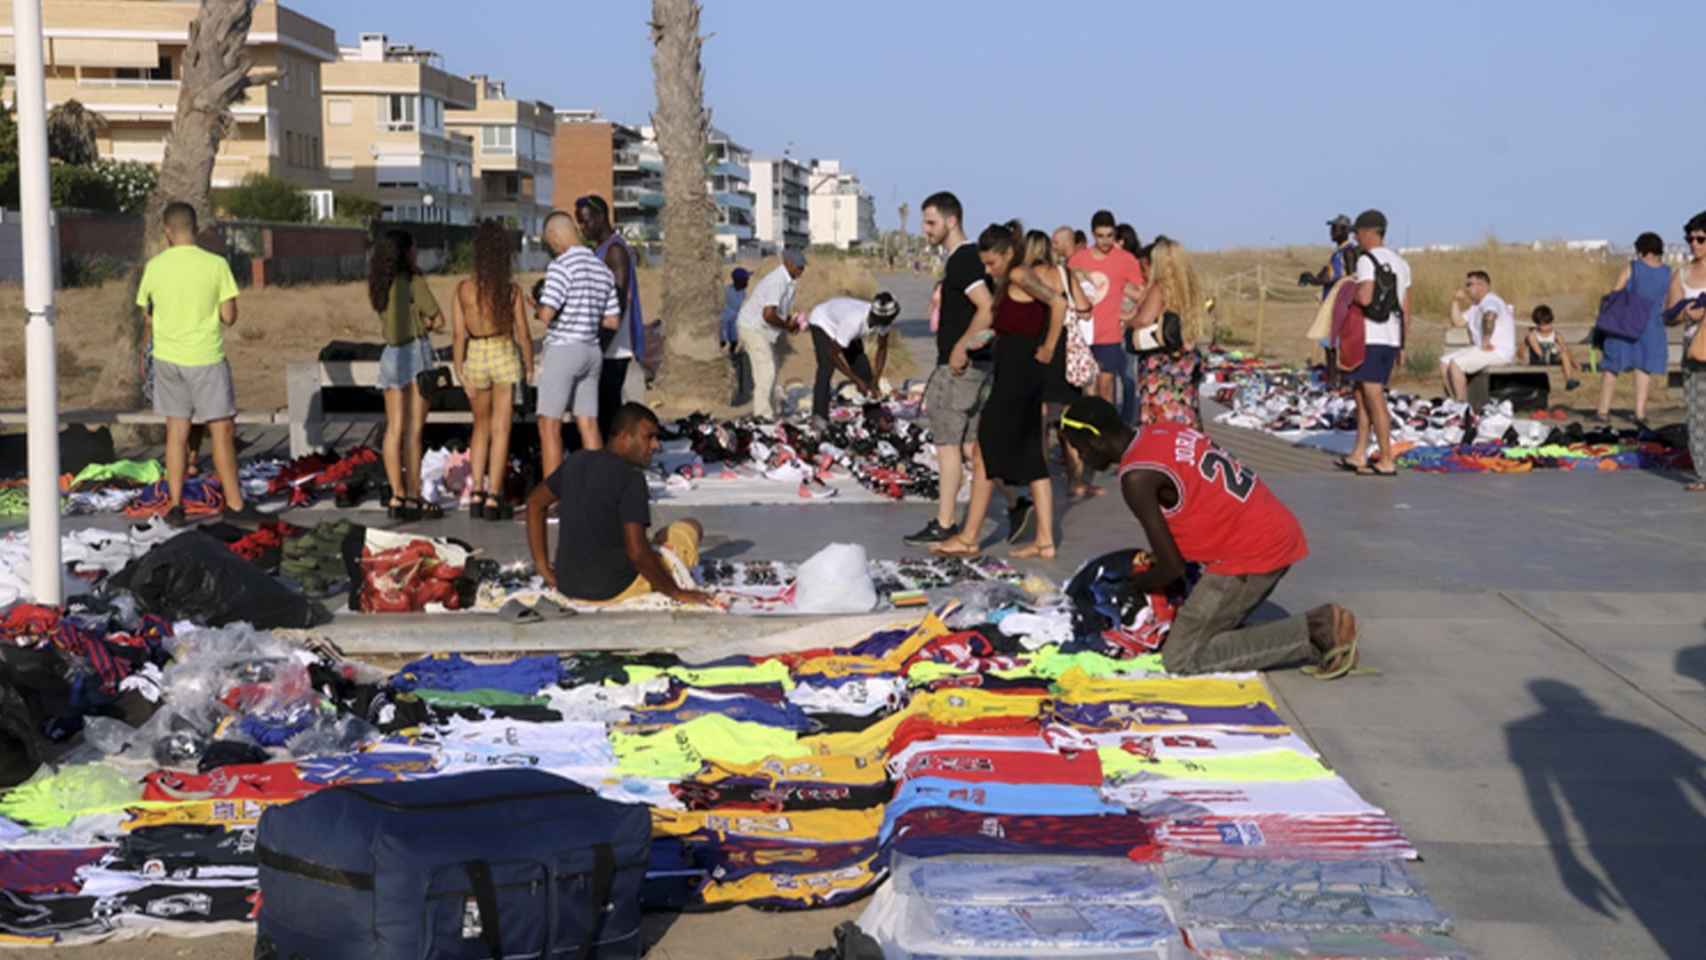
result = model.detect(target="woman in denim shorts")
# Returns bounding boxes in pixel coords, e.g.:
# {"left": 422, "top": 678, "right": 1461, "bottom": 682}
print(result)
{"left": 369, "top": 230, "right": 445, "bottom": 520}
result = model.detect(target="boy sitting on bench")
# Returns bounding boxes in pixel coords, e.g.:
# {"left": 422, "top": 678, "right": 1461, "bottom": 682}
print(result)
{"left": 1520, "top": 304, "right": 1582, "bottom": 391}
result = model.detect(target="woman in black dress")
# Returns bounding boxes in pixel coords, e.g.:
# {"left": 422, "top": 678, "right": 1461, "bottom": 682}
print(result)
{"left": 933, "top": 224, "right": 1067, "bottom": 559}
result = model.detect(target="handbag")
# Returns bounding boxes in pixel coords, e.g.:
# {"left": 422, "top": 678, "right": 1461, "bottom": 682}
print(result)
{"left": 1125, "top": 311, "right": 1183, "bottom": 356}
{"left": 1594, "top": 262, "right": 1652, "bottom": 341}
{"left": 1059, "top": 267, "right": 1096, "bottom": 387}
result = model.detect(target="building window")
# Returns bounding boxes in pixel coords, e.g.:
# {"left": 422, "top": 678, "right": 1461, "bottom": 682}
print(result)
{"left": 328, "top": 156, "right": 353, "bottom": 182}
{"left": 481, "top": 125, "right": 515, "bottom": 154}
{"left": 327, "top": 99, "right": 352, "bottom": 126}
{"left": 385, "top": 95, "right": 417, "bottom": 131}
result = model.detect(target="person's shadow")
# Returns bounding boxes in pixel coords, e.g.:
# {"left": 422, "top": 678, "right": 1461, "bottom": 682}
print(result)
{"left": 1505, "top": 679, "right": 1706, "bottom": 958}
{"left": 1676, "top": 641, "right": 1706, "bottom": 691}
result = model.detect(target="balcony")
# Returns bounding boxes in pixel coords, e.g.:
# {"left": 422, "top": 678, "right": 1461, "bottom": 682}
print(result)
{"left": 709, "top": 161, "right": 749, "bottom": 181}
{"left": 613, "top": 185, "right": 664, "bottom": 209}
{"left": 713, "top": 191, "right": 754, "bottom": 213}
{"left": 613, "top": 148, "right": 663, "bottom": 173}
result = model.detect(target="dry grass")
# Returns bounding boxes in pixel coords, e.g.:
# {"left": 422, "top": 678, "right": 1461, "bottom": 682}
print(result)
{"left": 0, "top": 256, "right": 896, "bottom": 417}
{"left": 1196, "top": 243, "right": 1680, "bottom": 413}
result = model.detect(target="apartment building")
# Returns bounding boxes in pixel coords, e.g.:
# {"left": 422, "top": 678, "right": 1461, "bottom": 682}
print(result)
{"left": 0, "top": 0, "right": 336, "bottom": 189}
{"left": 320, "top": 33, "right": 476, "bottom": 224}
{"left": 807, "top": 160, "right": 877, "bottom": 250}
{"left": 553, "top": 110, "right": 662, "bottom": 245}
{"left": 749, "top": 157, "right": 809, "bottom": 252}
{"left": 706, "top": 127, "right": 757, "bottom": 256}
{"left": 446, "top": 76, "right": 553, "bottom": 237}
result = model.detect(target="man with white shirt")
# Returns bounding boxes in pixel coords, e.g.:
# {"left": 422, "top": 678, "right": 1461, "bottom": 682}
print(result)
{"left": 1441, "top": 270, "right": 1516, "bottom": 402}
{"left": 807, "top": 292, "right": 898, "bottom": 421}
{"left": 737, "top": 250, "right": 806, "bottom": 418}
{"left": 1346, "top": 209, "right": 1411, "bottom": 477}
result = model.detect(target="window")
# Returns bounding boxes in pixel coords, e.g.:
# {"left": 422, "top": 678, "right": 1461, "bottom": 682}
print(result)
{"left": 327, "top": 99, "right": 352, "bottom": 126}
{"left": 481, "top": 125, "right": 514, "bottom": 154}
{"left": 385, "top": 94, "right": 417, "bottom": 131}
{"left": 328, "top": 155, "right": 353, "bottom": 182}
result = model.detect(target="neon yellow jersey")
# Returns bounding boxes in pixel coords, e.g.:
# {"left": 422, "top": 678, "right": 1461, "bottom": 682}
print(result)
{"left": 912, "top": 688, "right": 1047, "bottom": 725}
{"left": 136, "top": 244, "right": 238, "bottom": 366}
{"left": 665, "top": 659, "right": 795, "bottom": 691}
{"left": 1028, "top": 646, "right": 1167, "bottom": 679}
{"left": 1098, "top": 747, "right": 1332, "bottom": 782}
{"left": 697, "top": 854, "right": 883, "bottom": 907}
{"left": 1052, "top": 669, "right": 1277, "bottom": 708}
{"left": 652, "top": 806, "right": 885, "bottom": 844}
{"left": 611, "top": 714, "right": 808, "bottom": 779}
{"left": 692, "top": 754, "right": 890, "bottom": 787}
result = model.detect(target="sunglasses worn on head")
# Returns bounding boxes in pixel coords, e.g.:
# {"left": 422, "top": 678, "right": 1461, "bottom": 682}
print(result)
{"left": 1060, "top": 415, "right": 1101, "bottom": 437}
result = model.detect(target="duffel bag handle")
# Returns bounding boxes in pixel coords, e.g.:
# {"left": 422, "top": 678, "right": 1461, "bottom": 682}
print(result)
{"left": 464, "top": 861, "right": 505, "bottom": 960}
{"left": 577, "top": 843, "right": 616, "bottom": 960}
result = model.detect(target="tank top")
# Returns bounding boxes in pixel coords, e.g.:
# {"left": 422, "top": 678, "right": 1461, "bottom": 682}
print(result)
{"left": 1682, "top": 266, "right": 1706, "bottom": 362}
{"left": 993, "top": 294, "right": 1048, "bottom": 338}
{"left": 1118, "top": 421, "right": 1308, "bottom": 576}
{"left": 1534, "top": 329, "right": 1556, "bottom": 345}
{"left": 596, "top": 233, "right": 644, "bottom": 362}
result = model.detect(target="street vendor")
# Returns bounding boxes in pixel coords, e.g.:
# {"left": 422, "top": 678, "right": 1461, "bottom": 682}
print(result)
{"left": 526, "top": 402, "right": 718, "bottom": 607}
{"left": 806, "top": 291, "right": 900, "bottom": 422}
{"left": 1058, "top": 396, "right": 1362, "bottom": 678}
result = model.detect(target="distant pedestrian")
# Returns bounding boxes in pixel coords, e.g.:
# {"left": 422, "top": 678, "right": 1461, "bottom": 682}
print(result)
{"left": 721, "top": 267, "right": 752, "bottom": 406}
{"left": 1299, "top": 214, "right": 1359, "bottom": 384}
{"left": 1072, "top": 230, "right": 1087, "bottom": 254}
{"left": 736, "top": 250, "right": 806, "bottom": 419}
{"left": 535, "top": 210, "right": 621, "bottom": 479}
{"left": 1068, "top": 211, "right": 1147, "bottom": 421}
{"left": 451, "top": 219, "right": 533, "bottom": 521}
{"left": 135, "top": 202, "right": 262, "bottom": 526}
{"left": 1594, "top": 232, "right": 1671, "bottom": 427}
{"left": 905, "top": 191, "right": 993, "bottom": 547}
{"left": 1670, "top": 211, "right": 1706, "bottom": 492}
{"left": 1441, "top": 270, "right": 1517, "bottom": 402}
{"left": 576, "top": 195, "right": 645, "bottom": 439}
{"left": 367, "top": 228, "right": 445, "bottom": 520}
{"left": 1127, "top": 237, "right": 1205, "bottom": 430}
{"left": 1345, "top": 209, "right": 1410, "bottom": 477}
{"left": 807, "top": 292, "right": 897, "bottom": 421}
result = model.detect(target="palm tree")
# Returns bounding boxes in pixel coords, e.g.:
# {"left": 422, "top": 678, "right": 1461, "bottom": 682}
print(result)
{"left": 46, "top": 100, "right": 105, "bottom": 166}
{"left": 110, "top": 0, "right": 265, "bottom": 406}
{"left": 648, "top": 0, "right": 725, "bottom": 407}
{"left": 897, "top": 201, "right": 909, "bottom": 238}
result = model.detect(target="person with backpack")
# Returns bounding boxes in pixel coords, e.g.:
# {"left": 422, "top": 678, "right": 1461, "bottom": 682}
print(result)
{"left": 1342, "top": 209, "right": 1411, "bottom": 477}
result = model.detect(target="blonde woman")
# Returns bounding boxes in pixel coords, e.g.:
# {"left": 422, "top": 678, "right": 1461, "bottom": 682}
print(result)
{"left": 1126, "top": 237, "right": 1204, "bottom": 429}
{"left": 452, "top": 219, "right": 534, "bottom": 520}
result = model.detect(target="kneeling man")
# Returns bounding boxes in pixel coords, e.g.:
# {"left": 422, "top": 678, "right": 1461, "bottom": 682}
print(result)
{"left": 526, "top": 402, "right": 717, "bottom": 606}
{"left": 1059, "top": 397, "right": 1360, "bottom": 678}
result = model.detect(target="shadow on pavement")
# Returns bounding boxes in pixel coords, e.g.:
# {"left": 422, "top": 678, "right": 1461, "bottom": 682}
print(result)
{"left": 1675, "top": 639, "right": 1706, "bottom": 690}
{"left": 1505, "top": 679, "right": 1706, "bottom": 959}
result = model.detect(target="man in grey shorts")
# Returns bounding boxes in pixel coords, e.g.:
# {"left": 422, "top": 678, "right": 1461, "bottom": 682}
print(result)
{"left": 906, "top": 191, "right": 995, "bottom": 546}
{"left": 134, "top": 202, "right": 263, "bottom": 526}
{"left": 535, "top": 210, "right": 622, "bottom": 480}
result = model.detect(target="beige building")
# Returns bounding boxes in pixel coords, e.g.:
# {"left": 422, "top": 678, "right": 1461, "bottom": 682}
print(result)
{"left": 320, "top": 33, "right": 476, "bottom": 225}
{"left": 446, "top": 76, "right": 554, "bottom": 236}
{"left": 0, "top": 0, "right": 336, "bottom": 190}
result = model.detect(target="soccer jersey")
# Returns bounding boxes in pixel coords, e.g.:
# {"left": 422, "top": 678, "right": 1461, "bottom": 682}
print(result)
{"left": 893, "top": 747, "right": 1103, "bottom": 786}
{"left": 1097, "top": 747, "right": 1332, "bottom": 783}
{"left": 1118, "top": 421, "right": 1308, "bottom": 576}
{"left": 887, "top": 809, "right": 1154, "bottom": 858}
{"left": 881, "top": 779, "right": 1122, "bottom": 844}
{"left": 1152, "top": 814, "right": 1417, "bottom": 859}
{"left": 1051, "top": 670, "right": 1277, "bottom": 708}
{"left": 696, "top": 854, "right": 884, "bottom": 909}
{"left": 651, "top": 807, "right": 885, "bottom": 845}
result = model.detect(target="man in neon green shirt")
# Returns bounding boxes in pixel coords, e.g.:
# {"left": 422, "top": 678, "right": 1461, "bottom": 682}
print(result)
{"left": 135, "top": 202, "right": 260, "bottom": 525}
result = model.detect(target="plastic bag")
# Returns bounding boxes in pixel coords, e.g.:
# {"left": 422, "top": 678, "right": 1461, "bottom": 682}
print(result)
{"left": 938, "top": 580, "right": 1032, "bottom": 628}
{"left": 106, "top": 530, "right": 332, "bottom": 629}
{"left": 793, "top": 543, "right": 878, "bottom": 614}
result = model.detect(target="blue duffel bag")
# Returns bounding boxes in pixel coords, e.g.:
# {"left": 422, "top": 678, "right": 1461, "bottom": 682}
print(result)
{"left": 255, "top": 769, "right": 650, "bottom": 960}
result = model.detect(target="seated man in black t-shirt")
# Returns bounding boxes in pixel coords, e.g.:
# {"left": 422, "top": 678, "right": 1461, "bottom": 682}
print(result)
{"left": 525, "top": 402, "right": 718, "bottom": 606}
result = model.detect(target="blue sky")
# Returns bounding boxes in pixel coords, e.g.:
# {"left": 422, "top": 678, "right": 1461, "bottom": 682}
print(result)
{"left": 289, "top": 0, "right": 1702, "bottom": 249}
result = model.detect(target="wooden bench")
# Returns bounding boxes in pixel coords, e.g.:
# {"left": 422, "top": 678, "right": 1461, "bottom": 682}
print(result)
{"left": 286, "top": 346, "right": 540, "bottom": 458}
{"left": 1440, "top": 323, "right": 1688, "bottom": 408}
{"left": 0, "top": 409, "right": 283, "bottom": 428}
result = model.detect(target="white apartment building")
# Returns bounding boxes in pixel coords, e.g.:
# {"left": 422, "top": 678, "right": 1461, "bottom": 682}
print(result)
{"left": 749, "top": 157, "right": 809, "bottom": 252}
{"left": 807, "top": 159, "right": 877, "bottom": 250}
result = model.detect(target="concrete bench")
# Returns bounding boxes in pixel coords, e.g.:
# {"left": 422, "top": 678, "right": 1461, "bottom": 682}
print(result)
{"left": 1440, "top": 324, "right": 1688, "bottom": 408}
{"left": 287, "top": 346, "right": 540, "bottom": 457}
{"left": 0, "top": 409, "right": 282, "bottom": 428}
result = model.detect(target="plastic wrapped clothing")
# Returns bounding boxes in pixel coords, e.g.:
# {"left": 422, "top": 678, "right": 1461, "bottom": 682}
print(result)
{"left": 107, "top": 531, "right": 332, "bottom": 630}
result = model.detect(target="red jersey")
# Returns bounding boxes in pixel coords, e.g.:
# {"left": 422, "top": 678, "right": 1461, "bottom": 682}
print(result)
{"left": 1118, "top": 422, "right": 1307, "bottom": 576}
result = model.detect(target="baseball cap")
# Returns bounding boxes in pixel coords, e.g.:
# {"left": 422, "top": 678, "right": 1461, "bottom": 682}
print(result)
{"left": 1354, "top": 209, "right": 1388, "bottom": 231}
{"left": 870, "top": 292, "right": 899, "bottom": 321}
{"left": 1327, "top": 214, "right": 1352, "bottom": 228}
{"left": 731, "top": 267, "right": 750, "bottom": 283}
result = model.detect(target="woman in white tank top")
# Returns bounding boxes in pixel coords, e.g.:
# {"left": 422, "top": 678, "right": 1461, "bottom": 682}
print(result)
{"left": 1669, "top": 210, "right": 1706, "bottom": 491}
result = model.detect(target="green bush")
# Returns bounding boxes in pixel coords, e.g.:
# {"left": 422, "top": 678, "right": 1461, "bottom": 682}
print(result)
{"left": 331, "top": 190, "right": 381, "bottom": 225}
{"left": 90, "top": 159, "right": 155, "bottom": 214}
{"left": 215, "top": 173, "right": 311, "bottom": 223}
{"left": 1404, "top": 344, "right": 1441, "bottom": 379}
{"left": 447, "top": 240, "right": 475, "bottom": 273}
{"left": 50, "top": 163, "right": 121, "bottom": 211}
{"left": 60, "top": 254, "right": 131, "bottom": 288}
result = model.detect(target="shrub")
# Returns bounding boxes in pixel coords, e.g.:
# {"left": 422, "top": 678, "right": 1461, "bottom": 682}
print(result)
{"left": 59, "top": 254, "right": 131, "bottom": 288}
{"left": 215, "top": 174, "right": 311, "bottom": 223}
{"left": 90, "top": 159, "right": 156, "bottom": 214}
{"left": 50, "top": 163, "right": 121, "bottom": 211}
{"left": 447, "top": 240, "right": 475, "bottom": 273}
{"left": 331, "top": 190, "right": 381, "bottom": 225}
{"left": 1403, "top": 344, "right": 1441, "bottom": 379}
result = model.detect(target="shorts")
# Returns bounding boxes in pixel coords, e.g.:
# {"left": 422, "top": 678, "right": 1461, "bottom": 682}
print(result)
{"left": 462, "top": 335, "right": 522, "bottom": 389}
{"left": 1533, "top": 343, "right": 1562, "bottom": 365}
{"left": 378, "top": 336, "right": 436, "bottom": 391}
{"left": 595, "top": 522, "right": 701, "bottom": 605}
{"left": 1090, "top": 343, "right": 1126, "bottom": 375}
{"left": 924, "top": 363, "right": 990, "bottom": 447}
{"left": 1347, "top": 344, "right": 1399, "bottom": 385}
{"left": 1441, "top": 348, "right": 1507, "bottom": 375}
{"left": 152, "top": 358, "right": 236, "bottom": 423}
{"left": 536, "top": 340, "right": 603, "bottom": 419}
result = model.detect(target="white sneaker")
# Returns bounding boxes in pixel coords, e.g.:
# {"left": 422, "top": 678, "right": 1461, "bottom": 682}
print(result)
{"left": 798, "top": 479, "right": 838, "bottom": 500}
{"left": 766, "top": 462, "right": 806, "bottom": 484}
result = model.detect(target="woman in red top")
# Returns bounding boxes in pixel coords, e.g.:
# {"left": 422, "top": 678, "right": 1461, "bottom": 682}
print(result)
{"left": 932, "top": 224, "right": 1066, "bottom": 559}
{"left": 1058, "top": 396, "right": 1361, "bottom": 679}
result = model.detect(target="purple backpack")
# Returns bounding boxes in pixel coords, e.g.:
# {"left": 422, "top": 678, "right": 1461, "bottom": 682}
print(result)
{"left": 1595, "top": 262, "right": 1651, "bottom": 341}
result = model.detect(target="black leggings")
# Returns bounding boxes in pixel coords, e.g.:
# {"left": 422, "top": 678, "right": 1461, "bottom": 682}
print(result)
{"left": 597, "top": 357, "right": 630, "bottom": 440}
{"left": 810, "top": 326, "right": 873, "bottom": 420}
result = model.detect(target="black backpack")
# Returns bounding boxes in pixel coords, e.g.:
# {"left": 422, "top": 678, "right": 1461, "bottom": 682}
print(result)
{"left": 1361, "top": 252, "right": 1402, "bottom": 323}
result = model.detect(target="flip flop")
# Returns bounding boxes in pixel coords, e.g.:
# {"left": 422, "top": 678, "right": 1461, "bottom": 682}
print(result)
{"left": 532, "top": 596, "right": 578, "bottom": 620}
{"left": 1302, "top": 607, "right": 1362, "bottom": 680}
{"left": 1334, "top": 457, "right": 1365, "bottom": 473}
{"left": 929, "top": 539, "right": 982, "bottom": 558}
{"left": 497, "top": 598, "right": 544, "bottom": 624}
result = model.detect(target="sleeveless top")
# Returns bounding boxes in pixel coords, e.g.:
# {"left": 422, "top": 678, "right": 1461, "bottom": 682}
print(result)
{"left": 595, "top": 233, "right": 645, "bottom": 362}
{"left": 380, "top": 274, "right": 438, "bottom": 346}
{"left": 993, "top": 293, "right": 1048, "bottom": 338}
{"left": 1118, "top": 421, "right": 1308, "bottom": 576}
{"left": 1682, "top": 265, "right": 1706, "bottom": 366}
{"left": 1630, "top": 260, "right": 1671, "bottom": 329}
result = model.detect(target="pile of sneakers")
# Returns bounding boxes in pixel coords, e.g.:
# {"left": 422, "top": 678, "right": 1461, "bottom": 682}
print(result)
{"left": 279, "top": 522, "right": 357, "bottom": 598}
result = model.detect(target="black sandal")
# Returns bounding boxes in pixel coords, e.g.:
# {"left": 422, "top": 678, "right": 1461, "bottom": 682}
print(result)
{"left": 408, "top": 497, "right": 444, "bottom": 520}
{"left": 386, "top": 496, "right": 420, "bottom": 522}
{"left": 468, "top": 493, "right": 487, "bottom": 521}
{"left": 490, "top": 494, "right": 514, "bottom": 521}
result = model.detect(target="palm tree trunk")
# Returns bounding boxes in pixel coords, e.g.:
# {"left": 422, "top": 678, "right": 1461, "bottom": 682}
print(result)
{"left": 105, "top": 0, "right": 257, "bottom": 407}
{"left": 648, "top": 0, "right": 726, "bottom": 410}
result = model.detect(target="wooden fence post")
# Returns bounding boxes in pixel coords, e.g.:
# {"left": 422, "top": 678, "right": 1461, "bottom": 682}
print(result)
{"left": 1255, "top": 264, "right": 1267, "bottom": 356}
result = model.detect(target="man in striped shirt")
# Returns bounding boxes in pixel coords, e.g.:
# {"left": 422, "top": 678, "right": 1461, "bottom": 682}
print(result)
{"left": 535, "top": 210, "right": 622, "bottom": 479}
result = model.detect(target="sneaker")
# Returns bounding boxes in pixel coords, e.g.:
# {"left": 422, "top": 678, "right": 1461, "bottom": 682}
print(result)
{"left": 1005, "top": 498, "right": 1036, "bottom": 545}
{"left": 161, "top": 505, "right": 190, "bottom": 529}
{"left": 1565, "top": 378, "right": 1581, "bottom": 391}
{"left": 223, "top": 503, "right": 270, "bottom": 524}
{"left": 903, "top": 519, "right": 959, "bottom": 545}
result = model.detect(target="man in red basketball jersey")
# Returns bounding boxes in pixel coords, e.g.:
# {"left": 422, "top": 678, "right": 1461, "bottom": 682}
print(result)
{"left": 1060, "top": 397, "right": 1360, "bottom": 678}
